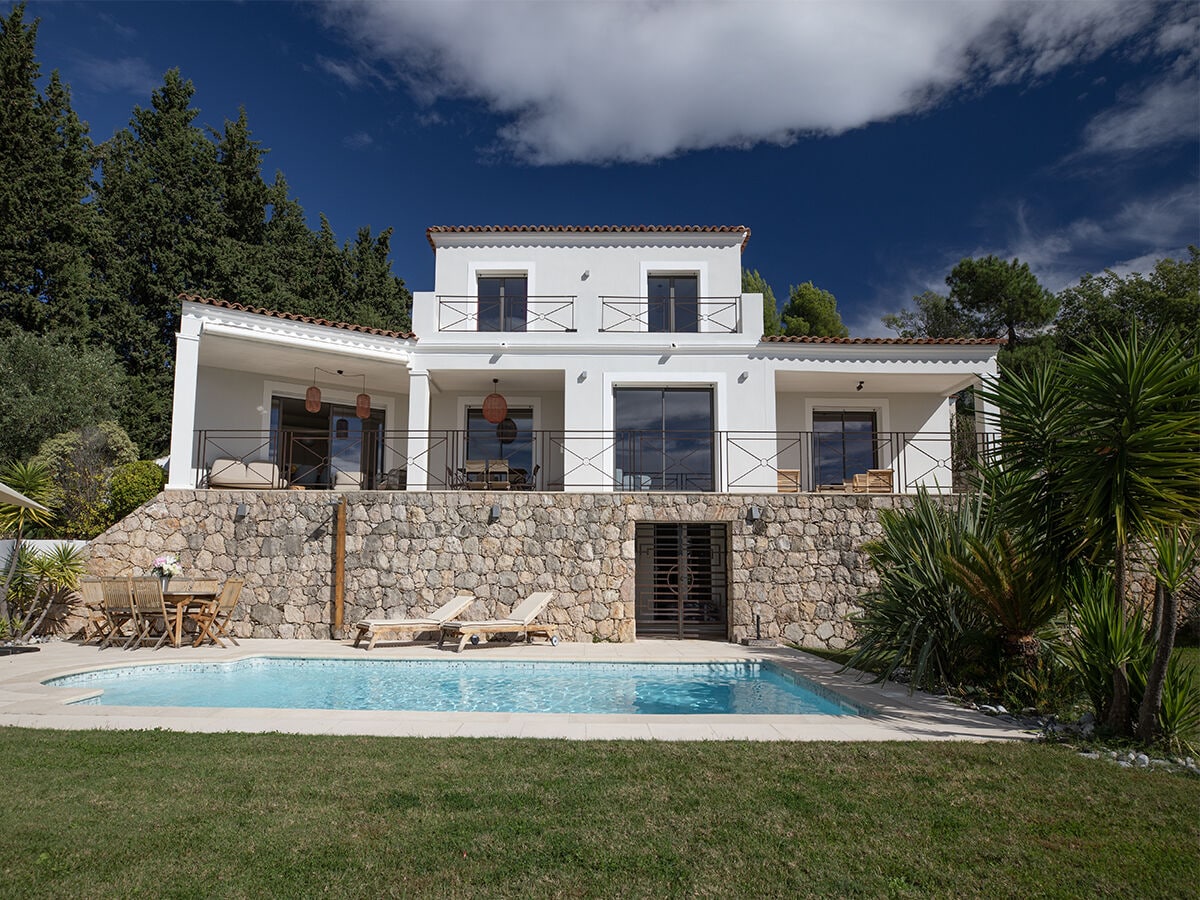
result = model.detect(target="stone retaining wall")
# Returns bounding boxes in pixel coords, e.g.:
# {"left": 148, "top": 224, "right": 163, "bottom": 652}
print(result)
{"left": 84, "top": 490, "right": 912, "bottom": 648}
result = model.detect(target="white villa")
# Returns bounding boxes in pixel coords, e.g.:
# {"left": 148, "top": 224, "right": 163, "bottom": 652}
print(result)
{"left": 104, "top": 225, "right": 1005, "bottom": 644}
{"left": 168, "top": 225, "right": 1000, "bottom": 497}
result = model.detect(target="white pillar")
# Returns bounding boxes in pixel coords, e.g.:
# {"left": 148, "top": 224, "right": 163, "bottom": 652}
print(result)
{"left": 166, "top": 324, "right": 201, "bottom": 489}
{"left": 405, "top": 370, "right": 431, "bottom": 490}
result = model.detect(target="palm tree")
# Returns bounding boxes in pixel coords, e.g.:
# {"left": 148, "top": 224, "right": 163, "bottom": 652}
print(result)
{"left": 943, "top": 530, "right": 1064, "bottom": 669}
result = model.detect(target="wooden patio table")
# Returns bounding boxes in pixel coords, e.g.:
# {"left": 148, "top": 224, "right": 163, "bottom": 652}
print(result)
{"left": 162, "top": 582, "right": 221, "bottom": 648}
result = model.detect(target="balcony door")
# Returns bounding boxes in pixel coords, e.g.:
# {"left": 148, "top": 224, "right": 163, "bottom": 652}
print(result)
{"left": 812, "top": 410, "right": 878, "bottom": 487}
{"left": 477, "top": 275, "right": 527, "bottom": 332}
{"left": 647, "top": 274, "right": 698, "bottom": 333}
{"left": 271, "top": 396, "right": 384, "bottom": 488}
{"left": 614, "top": 387, "right": 714, "bottom": 491}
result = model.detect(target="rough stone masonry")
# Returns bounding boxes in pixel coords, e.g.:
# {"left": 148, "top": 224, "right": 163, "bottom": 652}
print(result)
{"left": 84, "top": 490, "right": 913, "bottom": 648}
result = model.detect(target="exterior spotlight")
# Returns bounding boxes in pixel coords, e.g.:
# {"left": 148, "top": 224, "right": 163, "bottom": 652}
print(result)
{"left": 856, "top": 381, "right": 864, "bottom": 391}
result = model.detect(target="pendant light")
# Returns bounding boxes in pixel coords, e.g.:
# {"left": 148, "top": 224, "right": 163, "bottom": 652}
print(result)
{"left": 305, "top": 367, "right": 322, "bottom": 413}
{"left": 305, "top": 367, "right": 371, "bottom": 418}
{"left": 482, "top": 378, "right": 508, "bottom": 424}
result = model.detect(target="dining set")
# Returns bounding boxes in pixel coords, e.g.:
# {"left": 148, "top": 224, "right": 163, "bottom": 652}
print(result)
{"left": 455, "top": 459, "right": 539, "bottom": 491}
{"left": 78, "top": 576, "right": 243, "bottom": 650}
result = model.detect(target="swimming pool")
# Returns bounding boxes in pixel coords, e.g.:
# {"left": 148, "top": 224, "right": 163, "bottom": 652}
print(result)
{"left": 47, "top": 659, "right": 867, "bottom": 716}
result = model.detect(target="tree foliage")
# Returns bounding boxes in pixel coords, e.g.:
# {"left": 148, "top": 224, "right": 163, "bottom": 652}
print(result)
{"left": 882, "top": 290, "right": 977, "bottom": 340}
{"left": 779, "top": 281, "right": 849, "bottom": 337}
{"left": 32, "top": 421, "right": 138, "bottom": 539}
{"left": 1055, "top": 247, "right": 1199, "bottom": 354}
{"left": 0, "top": 329, "right": 126, "bottom": 467}
{"left": 0, "top": 6, "right": 412, "bottom": 459}
{"left": 742, "top": 268, "right": 782, "bottom": 336}
{"left": 945, "top": 255, "right": 1058, "bottom": 348}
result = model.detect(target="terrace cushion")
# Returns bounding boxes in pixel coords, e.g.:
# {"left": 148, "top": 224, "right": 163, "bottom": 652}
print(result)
{"left": 208, "top": 458, "right": 286, "bottom": 489}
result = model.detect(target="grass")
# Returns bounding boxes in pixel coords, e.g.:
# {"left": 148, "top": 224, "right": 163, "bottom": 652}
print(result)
{"left": 0, "top": 729, "right": 1196, "bottom": 898}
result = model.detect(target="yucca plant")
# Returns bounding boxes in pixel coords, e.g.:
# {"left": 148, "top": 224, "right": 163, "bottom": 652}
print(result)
{"left": 3, "top": 543, "right": 86, "bottom": 641}
{"left": 846, "top": 489, "right": 994, "bottom": 691}
{"left": 0, "top": 460, "right": 59, "bottom": 623}
{"left": 1158, "top": 655, "right": 1200, "bottom": 755}
{"left": 1057, "top": 570, "right": 1152, "bottom": 727}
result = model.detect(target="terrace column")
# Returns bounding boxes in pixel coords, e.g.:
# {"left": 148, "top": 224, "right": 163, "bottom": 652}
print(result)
{"left": 166, "top": 325, "right": 201, "bottom": 490}
{"left": 405, "top": 370, "right": 431, "bottom": 490}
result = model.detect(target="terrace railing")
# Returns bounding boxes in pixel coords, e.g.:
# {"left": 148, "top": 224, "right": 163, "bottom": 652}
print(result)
{"left": 193, "top": 429, "right": 994, "bottom": 493}
{"left": 598, "top": 296, "right": 741, "bottom": 333}
{"left": 436, "top": 295, "right": 577, "bottom": 332}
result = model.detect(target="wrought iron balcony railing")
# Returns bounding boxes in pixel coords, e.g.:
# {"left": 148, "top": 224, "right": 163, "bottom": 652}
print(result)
{"left": 193, "top": 428, "right": 994, "bottom": 494}
{"left": 599, "top": 296, "right": 741, "bottom": 333}
{"left": 436, "top": 295, "right": 576, "bottom": 332}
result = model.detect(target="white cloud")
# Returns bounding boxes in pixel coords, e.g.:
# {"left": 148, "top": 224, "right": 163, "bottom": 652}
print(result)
{"left": 319, "top": 0, "right": 1174, "bottom": 164}
{"left": 342, "top": 131, "right": 374, "bottom": 149}
{"left": 73, "top": 55, "right": 159, "bottom": 95}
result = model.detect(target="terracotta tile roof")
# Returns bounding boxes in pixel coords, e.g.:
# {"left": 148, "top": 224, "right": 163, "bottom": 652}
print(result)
{"left": 761, "top": 335, "right": 1005, "bottom": 345}
{"left": 427, "top": 224, "right": 751, "bottom": 250}
{"left": 179, "top": 293, "right": 416, "bottom": 340}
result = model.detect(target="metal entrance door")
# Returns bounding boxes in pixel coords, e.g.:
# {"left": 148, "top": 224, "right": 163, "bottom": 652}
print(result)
{"left": 634, "top": 523, "right": 729, "bottom": 639}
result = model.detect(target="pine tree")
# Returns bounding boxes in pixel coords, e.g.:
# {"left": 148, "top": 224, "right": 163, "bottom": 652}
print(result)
{"left": 742, "top": 269, "right": 782, "bottom": 336}
{"left": 780, "top": 281, "right": 849, "bottom": 337}
{"left": 0, "top": 4, "right": 100, "bottom": 338}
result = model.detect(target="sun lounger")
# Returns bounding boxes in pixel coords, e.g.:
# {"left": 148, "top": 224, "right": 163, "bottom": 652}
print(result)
{"left": 438, "top": 591, "right": 558, "bottom": 653}
{"left": 353, "top": 593, "right": 476, "bottom": 650}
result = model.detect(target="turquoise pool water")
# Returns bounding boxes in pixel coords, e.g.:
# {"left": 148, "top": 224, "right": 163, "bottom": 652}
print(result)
{"left": 47, "top": 659, "right": 866, "bottom": 716}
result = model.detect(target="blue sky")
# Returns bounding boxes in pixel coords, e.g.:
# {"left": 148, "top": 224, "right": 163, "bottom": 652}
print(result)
{"left": 25, "top": 0, "right": 1200, "bottom": 336}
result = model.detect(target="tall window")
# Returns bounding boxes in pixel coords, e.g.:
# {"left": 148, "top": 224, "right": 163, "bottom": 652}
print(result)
{"left": 614, "top": 387, "right": 714, "bottom": 491}
{"left": 812, "top": 410, "right": 877, "bottom": 487}
{"left": 466, "top": 406, "right": 534, "bottom": 475}
{"left": 477, "top": 276, "right": 527, "bottom": 331}
{"left": 647, "top": 274, "right": 698, "bottom": 333}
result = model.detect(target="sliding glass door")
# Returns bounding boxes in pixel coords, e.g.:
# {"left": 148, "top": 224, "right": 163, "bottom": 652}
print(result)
{"left": 614, "top": 387, "right": 714, "bottom": 491}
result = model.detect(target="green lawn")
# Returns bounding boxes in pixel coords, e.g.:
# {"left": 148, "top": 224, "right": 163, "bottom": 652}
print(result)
{"left": 0, "top": 729, "right": 1196, "bottom": 898}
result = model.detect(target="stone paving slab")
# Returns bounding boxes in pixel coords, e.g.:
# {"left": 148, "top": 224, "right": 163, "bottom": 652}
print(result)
{"left": 0, "top": 639, "right": 1035, "bottom": 742}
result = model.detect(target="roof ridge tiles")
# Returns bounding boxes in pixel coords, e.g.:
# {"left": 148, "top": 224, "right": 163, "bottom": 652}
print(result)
{"left": 426, "top": 224, "right": 751, "bottom": 250}
{"left": 760, "top": 335, "right": 1006, "bottom": 345}
{"left": 178, "top": 293, "right": 416, "bottom": 340}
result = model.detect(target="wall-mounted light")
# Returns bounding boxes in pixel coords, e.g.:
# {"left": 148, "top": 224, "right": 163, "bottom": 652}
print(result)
{"left": 488, "top": 503, "right": 501, "bottom": 523}
{"left": 738, "top": 371, "right": 749, "bottom": 384}
{"left": 234, "top": 503, "right": 249, "bottom": 521}
{"left": 581, "top": 269, "right": 590, "bottom": 280}
{"left": 856, "top": 380, "right": 865, "bottom": 392}
{"left": 746, "top": 505, "right": 762, "bottom": 523}
{"left": 578, "top": 370, "right": 588, "bottom": 383}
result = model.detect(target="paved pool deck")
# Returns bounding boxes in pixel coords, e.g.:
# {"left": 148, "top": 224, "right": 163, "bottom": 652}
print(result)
{"left": 0, "top": 638, "right": 1034, "bottom": 742}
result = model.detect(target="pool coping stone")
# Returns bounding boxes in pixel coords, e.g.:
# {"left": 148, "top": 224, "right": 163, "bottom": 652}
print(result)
{"left": 0, "top": 638, "right": 1035, "bottom": 742}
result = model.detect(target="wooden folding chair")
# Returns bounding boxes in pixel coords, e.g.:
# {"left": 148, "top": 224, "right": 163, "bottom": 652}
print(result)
{"left": 486, "top": 459, "right": 510, "bottom": 490}
{"left": 463, "top": 460, "right": 488, "bottom": 490}
{"left": 98, "top": 578, "right": 137, "bottom": 649}
{"left": 191, "top": 579, "right": 244, "bottom": 647}
{"left": 129, "top": 578, "right": 172, "bottom": 650}
{"left": 77, "top": 577, "right": 110, "bottom": 645}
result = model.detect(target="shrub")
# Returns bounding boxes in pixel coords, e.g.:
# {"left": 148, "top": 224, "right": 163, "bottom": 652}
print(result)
{"left": 1057, "top": 570, "right": 1152, "bottom": 726}
{"left": 846, "top": 490, "right": 995, "bottom": 691}
{"left": 31, "top": 421, "right": 137, "bottom": 538}
{"left": 1159, "top": 655, "right": 1200, "bottom": 754}
{"left": 108, "top": 460, "right": 165, "bottom": 520}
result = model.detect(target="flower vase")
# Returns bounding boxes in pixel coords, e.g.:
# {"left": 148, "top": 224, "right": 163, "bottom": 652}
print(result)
{"left": 160, "top": 576, "right": 171, "bottom": 594}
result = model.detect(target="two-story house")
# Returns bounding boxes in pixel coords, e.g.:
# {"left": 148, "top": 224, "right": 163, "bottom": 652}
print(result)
{"left": 168, "top": 225, "right": 1000, "bottom": 497}
{"left": 136, "top": 225, "right": 1002, "bottom": 644}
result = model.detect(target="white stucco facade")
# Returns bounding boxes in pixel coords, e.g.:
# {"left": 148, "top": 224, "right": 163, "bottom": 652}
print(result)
{"left": 168, "top": 226, "right": 1001, "bottom": 494}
